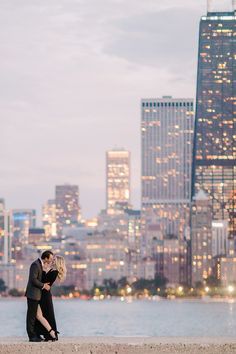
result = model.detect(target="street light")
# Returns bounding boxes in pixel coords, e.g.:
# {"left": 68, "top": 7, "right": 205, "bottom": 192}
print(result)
{"left": 228, "top": 285, "right": 234, "bottom": 294}
{"left": 126, "top": 286, "right": 132, "bottom": 295}
{"left": 178, "top": 286, "right": 183, "bottom": 293}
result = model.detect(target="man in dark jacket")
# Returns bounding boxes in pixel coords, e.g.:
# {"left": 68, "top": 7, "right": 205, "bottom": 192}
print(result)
{"left": 25, "top": 250, "right": 54, "bottom": 342}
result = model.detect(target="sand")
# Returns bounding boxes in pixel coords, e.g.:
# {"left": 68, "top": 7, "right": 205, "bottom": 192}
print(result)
{"left": 1, "top": 337, "right": 236, "bottom": 354}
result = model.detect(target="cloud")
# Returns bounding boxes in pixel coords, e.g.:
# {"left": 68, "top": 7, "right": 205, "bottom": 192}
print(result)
{"left": 103, "top": 7, "right": 203, "bottom": 81}
{"left": 0, "top": 0, "right": 207, "bottom": 219}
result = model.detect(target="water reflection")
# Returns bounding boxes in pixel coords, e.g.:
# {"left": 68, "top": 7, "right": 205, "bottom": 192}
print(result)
{"left": 1, "top": 298, "right": 236, "bottom": 337}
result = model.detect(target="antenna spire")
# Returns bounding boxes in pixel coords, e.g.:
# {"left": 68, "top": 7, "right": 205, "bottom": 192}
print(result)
{"left": 233, "top": 0, "right": 236, "bottom": 11}
{"left": 207, "top": 0, "right": 213, "bottom": 13}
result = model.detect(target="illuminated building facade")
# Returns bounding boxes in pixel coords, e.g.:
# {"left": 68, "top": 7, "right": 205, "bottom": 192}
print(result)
{"left": 42, "top": 199, "right": 57, "bottom": 239}
{"left": 0, "top": 199, "right": 5, "bottom": 262}
{"left": 56, "top": 184, "right": 80, "bottom": 236}
{"left": 83, "top": 232, "right": 127, "bottom": 289}
{"left": 12, "top": 209, "right": 36, "bottom": 245}
{"left": 0, "top": 200, "right": 12, "bottom": 265}
{"left": 125, "top": 209, "right": 141, "bottom": 251}
{"left": 212, "top": 220, "right": 228, "bottom": 257}
{"left": 163, "top": 237, "right": 181, "bottom": 286}
{"left": 80, "top": 231, "right": 155, "bottom": 289}
{"left": 192, "top": 6, "right": 236, "bottom": 240}
{"left": 0, "top": 199, "right": 4, "bottom": 211}
{"left": 28, "top": 228, "right": 45, "bottom": 245}
{"left": 216, "top": 256, "right": 236, "bottom": 286}
{"left": 191, "top": 190, "right": 213, "bottom": 285}
{"left": 141, "top": 96, "right": 194, "bottom": 239}
{"left": 106, "top": 149, "right": 130, "bottom": 214}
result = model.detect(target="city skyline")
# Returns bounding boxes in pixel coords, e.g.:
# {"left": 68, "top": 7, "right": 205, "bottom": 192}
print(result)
{"left": 0, "top": 0, "right": 232, "bottom": 219}
{"left": 0, "top": 0, "right": 235, "bottom": 293}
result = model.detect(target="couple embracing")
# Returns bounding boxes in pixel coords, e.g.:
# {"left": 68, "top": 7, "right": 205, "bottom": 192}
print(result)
{"left": 25, "top": 250, "right": 66, "bottom": 342}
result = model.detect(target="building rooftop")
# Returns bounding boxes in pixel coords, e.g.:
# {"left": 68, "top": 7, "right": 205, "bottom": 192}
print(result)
{"left": 203, "top": 12, "right": 236, "bottom": 20}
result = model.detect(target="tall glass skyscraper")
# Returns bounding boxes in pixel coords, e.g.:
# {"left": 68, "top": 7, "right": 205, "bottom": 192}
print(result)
{"left": 192, "top": 3, "right": 236, "bottom": 239}
{"left": 141, "top": 97, "right": 194, "bottom": 239}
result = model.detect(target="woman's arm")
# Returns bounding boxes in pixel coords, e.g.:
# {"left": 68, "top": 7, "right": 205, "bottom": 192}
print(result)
{"left": 47, "top": 270, "right": 59, "bottom": 286}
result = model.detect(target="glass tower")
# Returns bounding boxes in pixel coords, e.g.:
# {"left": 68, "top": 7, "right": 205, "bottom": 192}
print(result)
{"left": 141, "top": 97, "right": 194, "bottom": 239}
{"left": 192, "top": 6, "right": 236, "bottom": 239}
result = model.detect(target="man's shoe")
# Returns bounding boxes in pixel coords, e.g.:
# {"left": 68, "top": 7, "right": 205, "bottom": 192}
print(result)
{"left": 37, "top": 335, "right": 44, "bottom": 341}
{"left": 29, "top": 336, "right": 43, "bottom": 342}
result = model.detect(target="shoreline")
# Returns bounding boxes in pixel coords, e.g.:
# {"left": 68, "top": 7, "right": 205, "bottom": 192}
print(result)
{"left": 1, "top": 296, "right": 236, "bottom": 304}
{"left": 1, "top": 337, "right": 236, "bottom": 354}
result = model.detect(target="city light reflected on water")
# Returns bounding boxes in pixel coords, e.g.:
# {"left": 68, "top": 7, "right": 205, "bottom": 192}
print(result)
{"left": 1, "top": 298, "right": 236, "bottom": 337}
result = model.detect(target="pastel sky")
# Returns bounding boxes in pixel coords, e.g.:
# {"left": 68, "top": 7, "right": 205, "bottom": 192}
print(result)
{"left": 0, "top": 0, "right": 233, "bottom": 222}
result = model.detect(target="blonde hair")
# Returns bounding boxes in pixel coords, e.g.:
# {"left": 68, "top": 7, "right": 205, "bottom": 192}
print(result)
{"left": 55, "top": 255, "right": 67, "bottom": 282}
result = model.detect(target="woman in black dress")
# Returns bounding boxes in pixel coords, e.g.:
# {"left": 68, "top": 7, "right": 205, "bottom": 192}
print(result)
{"left": 35, "top": 255, "right": 67, "bottom": 341}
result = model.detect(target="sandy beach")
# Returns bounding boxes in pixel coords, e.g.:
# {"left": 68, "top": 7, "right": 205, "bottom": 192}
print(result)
{"left": 1, "top": 337, "right": 236, "bottom": 354}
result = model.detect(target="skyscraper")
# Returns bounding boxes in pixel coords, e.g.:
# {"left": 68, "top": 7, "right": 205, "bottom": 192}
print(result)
{"left": 106, "top": 149, "right": 131, "bottom": 214}
{"left": 12, "top": 209, "right": 36, "bottom": 244}
{"left": 56, "top": 184, "right": 80, "bottom": 235}
{"left": 192, "top": 2, "right": 236, "bottom": 239}
{"left": 42, "top": 199, "right": 57, "bottom": 239}
{"left": 0, "top": 199, "right": 4, "bottom": 212}
{"left": 0, "top": 199, "right": 5, "bottom": 262}
{"left": 191, "top": 190, "right": 213, "bottom": 285}
{"left": 0, "top": 200, "right": 12, "bottom": 265}
{"left": 141, "top": 96, "right": 194, "bottom": 239}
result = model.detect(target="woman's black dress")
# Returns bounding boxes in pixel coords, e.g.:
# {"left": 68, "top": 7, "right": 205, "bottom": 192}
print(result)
{"left": 35, "top": 269, "right": 58, "bottom": 338}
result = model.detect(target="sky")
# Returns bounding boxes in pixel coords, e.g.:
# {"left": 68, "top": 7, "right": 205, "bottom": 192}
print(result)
{"left": 0, "top": 0, "right": 233, "bottom": 223}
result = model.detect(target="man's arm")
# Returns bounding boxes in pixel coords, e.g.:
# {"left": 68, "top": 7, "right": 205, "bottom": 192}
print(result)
{"left": 29, "top": 263, "right": 44, "bottom": 289}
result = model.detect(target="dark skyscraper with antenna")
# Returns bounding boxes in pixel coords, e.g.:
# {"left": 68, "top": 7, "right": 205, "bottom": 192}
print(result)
{"left": 192, "top": 1, "right": 236, "bottom": 241}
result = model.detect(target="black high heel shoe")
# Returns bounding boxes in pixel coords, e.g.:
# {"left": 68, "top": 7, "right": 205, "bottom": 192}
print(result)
{"left": 45, "top": 328, "right": 57, "bottom": 341}
{"left": 55, "top": 330, "right": 60, "bottom": 341}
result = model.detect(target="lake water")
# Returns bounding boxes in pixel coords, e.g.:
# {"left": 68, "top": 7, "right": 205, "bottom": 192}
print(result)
{"left": 1, "top": 298, "right": 236, "bottom": 337}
